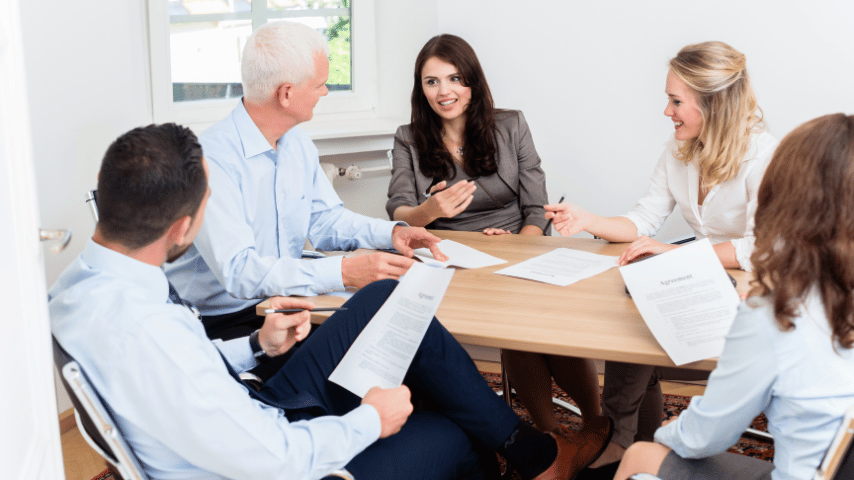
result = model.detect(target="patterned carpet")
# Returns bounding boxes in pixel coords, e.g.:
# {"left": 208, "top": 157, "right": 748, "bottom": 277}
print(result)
{"left": 480, "top": 372, "right": 774, "bottom": 460}
{"left": 90, "top": 373, "right": 774, "bottom": 480}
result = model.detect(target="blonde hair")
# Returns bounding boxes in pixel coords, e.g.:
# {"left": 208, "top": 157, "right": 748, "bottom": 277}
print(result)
{"left": 669, "top": 41, "right": 764, "bottom": 189}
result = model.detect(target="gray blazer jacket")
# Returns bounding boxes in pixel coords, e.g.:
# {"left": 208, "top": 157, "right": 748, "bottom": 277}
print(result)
{"left": 385, "top": 110, "right": 550, "bottom": 233}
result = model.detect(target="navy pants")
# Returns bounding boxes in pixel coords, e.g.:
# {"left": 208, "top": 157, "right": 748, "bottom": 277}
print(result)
{"left": 260, "top": 280, "right": 520, "bottom": 480}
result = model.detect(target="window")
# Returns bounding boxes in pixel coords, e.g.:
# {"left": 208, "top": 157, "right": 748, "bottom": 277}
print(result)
{"left": 148, "top": 0, "right": 377, "bottom": 126}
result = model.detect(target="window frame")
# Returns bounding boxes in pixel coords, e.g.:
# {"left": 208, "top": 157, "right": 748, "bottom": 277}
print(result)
{"left": 147, "top": 0, "right": 377, "bottom": 126}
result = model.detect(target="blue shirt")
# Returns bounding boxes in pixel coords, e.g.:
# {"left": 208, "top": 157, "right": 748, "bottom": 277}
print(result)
{"left": 49, "top": 240, "right": 381, "bottom": 479}
{"left": 655, "top": 291, "right": 854, "bottom": 480}
{"left": 166, "top": 101, "right": 398, "bottom": 315}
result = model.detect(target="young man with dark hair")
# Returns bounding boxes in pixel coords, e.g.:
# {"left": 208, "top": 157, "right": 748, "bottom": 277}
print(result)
{"left": 49, "top": 123, "right": 610, "bottom": 479}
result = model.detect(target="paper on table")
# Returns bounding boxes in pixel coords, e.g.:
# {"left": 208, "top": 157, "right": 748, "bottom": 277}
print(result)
{"left": 619, "top": 239, "right": 741, "bottom": 366}
{"left": 494, "top": 248, "right": 618, "bottom": 286}
{"left": 328, "top": 262, "right": 454, "bottom": 397}
{"left": 413, "top": 239, "right": 507, "bottom": 269}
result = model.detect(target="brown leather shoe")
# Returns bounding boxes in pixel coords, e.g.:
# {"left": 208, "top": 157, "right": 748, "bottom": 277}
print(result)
{"left": 533, "top": 416, "right": 614, "bottom": 480}
{"left": 568, "top": 416, "right": 614, "bottom": 479}
{"left": 532, "top": 432, "right": 574, "bottom": 480}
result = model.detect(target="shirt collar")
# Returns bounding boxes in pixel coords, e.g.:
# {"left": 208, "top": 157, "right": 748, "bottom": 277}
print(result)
{"left": 79, "top": 239, "right": 170, "bottom": 305}
{"left": 232, "top": 99, "right": 278, "bottom": 159}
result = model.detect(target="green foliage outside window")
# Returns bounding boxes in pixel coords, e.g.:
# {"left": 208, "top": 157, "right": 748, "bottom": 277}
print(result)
{"left": 324, "top": 0, "right": 351, "bottom": 88}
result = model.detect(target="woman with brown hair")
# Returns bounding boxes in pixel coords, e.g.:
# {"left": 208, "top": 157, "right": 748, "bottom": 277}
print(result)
{"left": 614, "top": 113, "right": 854, "bottom": 479}
{"left": 386, "top": 33, "right": 612, "bottom": 468}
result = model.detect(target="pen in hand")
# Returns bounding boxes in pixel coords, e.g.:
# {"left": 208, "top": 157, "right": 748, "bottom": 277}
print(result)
{"left": 264, "top": 307, "right": 348, "bottom": 314}
{"left": 543, "top": 193, "right": 566, "bottom": 234}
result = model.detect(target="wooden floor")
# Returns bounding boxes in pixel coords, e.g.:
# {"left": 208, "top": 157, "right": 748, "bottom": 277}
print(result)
{"left": 61, "top": 362, "right": 704, "bottom": 480}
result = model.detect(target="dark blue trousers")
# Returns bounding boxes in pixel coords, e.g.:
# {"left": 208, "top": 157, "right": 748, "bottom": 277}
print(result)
{"left": 260, "top": 280, "right": 520, "bottom": 480}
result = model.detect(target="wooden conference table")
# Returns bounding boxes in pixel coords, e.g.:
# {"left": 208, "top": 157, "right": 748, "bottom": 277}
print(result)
{"left": 258, "top": 230, "right": 751, "bottom": 371}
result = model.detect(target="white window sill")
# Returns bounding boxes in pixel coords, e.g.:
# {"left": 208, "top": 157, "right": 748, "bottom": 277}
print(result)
{"left": 189, "top": 115, "right": 407, "bottom": 157}
{"left": 302, "top": 116, "right": 408, "bottom": 156}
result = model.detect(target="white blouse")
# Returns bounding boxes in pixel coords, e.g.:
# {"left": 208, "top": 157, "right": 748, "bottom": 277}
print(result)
{"left": 623, "top": 131, "right": 778, "bottom": 271}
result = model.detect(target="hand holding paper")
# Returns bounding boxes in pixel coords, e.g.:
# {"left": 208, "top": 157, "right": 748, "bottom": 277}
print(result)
{"left": 328, "top": 263, "right": 454, "bottom": 397}
{"left": 619, "top": 239, "right": 740, "bottom": 365}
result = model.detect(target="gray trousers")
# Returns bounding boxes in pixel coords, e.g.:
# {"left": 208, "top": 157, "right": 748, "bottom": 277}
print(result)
{"left": 658, "top": 450, "right": 774, "bottom": 479}
{"left": 601, "top": 361, "right": 709, "bottom": 447}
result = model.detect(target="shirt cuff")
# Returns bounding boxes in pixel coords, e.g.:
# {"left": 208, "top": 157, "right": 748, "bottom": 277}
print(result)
{"left": 731, "top": 237, "right": 754, "bottom": 272}
{"left": 213, "top": 337, "right": 258, "bottom": 372}
{"left": 344, "top": 404, "right": 382, "bottom": 445}
{"left": 313, "top": 256, "right": 347, "bottom": 293}
{"left": 620, "top": 213, "right": 653, "bottom": 238}
{"left": 377, "top": 221, "right": 408, "bottom": 251}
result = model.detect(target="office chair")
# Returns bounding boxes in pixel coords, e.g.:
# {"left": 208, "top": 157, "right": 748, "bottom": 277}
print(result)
{"left": 53, "top": 336, "right": 150, "bottom": 480}
{"left": 622, "top": 405, "right": 854, "bottom": 480}
{"left": 815, "top": 405, "right": 854, "bottom": 480}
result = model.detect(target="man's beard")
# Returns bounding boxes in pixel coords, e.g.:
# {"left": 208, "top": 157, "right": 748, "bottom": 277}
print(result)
{"left": 166, "top": 242, "right": 192, "bottom": 263}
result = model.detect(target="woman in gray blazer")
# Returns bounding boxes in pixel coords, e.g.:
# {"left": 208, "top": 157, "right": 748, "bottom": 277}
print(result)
{"left": 386, "top": 34, "right": 612, "bottom": 461}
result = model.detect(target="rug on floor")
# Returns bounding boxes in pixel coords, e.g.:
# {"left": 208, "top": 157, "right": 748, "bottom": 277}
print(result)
{"left": 90, "top": 373, "right": 774, "bottom": 480}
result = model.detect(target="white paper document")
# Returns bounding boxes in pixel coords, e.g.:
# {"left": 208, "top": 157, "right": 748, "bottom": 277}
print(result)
{"left": 619, "top": 239, "right": 741, "bottom": 366}
{"left": 413, "top": 239, "right": 507, "bottom": 269}
{"left": 328, "top": 263, "right": 454, "bottom": 397}
{"left": 494, "top": 248, "right": 619, "bottom": 286}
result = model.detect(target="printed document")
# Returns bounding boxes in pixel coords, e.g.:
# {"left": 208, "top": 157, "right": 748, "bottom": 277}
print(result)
{"left": 328, "top": 263, "right": 454, "bottom": 397}
{"left": 494, "top": 248, "right": 618, "bottom": 286}
{"left": 413, "top": 239, "right": 507, "bottom": 269}
{"left": 619, "top": 239, "right": 741, "bottom": 365}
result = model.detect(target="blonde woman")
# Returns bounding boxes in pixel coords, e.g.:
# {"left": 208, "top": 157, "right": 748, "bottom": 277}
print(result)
{"left": 545, "top": 41, "right": 779, "bottom": 469}
{"left": 615, "top": 114, "right": 854, "bottom": 479}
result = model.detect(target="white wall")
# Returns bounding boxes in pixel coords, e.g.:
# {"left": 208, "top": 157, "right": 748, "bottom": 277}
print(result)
{"left": 436, "top": 0, "right": 854, "bottom": 240}
{"left": 21, "top": 0, "right": 152, "bottom": 288}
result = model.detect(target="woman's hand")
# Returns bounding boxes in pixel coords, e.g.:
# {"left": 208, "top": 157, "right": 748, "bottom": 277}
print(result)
{"left": 618, "top": 236, "right": 679, "bottom": 266}
{"left": 482, "top": 228, "right": 512, "bottom": 235}
{"left": 425, "top": 180, "right": 476, "bottom": 219}
{"left": 544, "top": 202, "right": 594, "bottom": 237}
{"left": 661, "top": 414, "right": 679, "bottom": 427}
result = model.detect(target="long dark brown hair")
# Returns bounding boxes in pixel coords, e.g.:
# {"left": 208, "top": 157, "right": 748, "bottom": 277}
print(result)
{"left": 750, "top": 113, "right": 854, "bottom": 349}
{"left": 410, "top": 34, "right": 498, "bottom": 182}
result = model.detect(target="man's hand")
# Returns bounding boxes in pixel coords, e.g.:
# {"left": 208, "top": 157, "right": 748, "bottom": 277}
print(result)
{"left": 617, "top": 236, "right": 679, "bottom": 266}
{"left": 257, "top": 296, "right": 314, "bottom": 357}
{"left": 362, "top": 385, "right": 413, "bottom": 439}
{"left": 341, "top": 252, "right": 415, "bottom": 289}
{"left": 391, "top": 225, "right": 447, "bottom": 261}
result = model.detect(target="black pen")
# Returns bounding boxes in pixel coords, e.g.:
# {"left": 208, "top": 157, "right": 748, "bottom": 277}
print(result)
{"left": 544, "top": 193, "right": 566, "bottom": 234}
{"left": 264, "top": 307, "right": 348, "bottom": 314}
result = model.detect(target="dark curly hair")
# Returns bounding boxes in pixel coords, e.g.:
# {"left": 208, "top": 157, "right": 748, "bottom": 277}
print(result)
{"left": 750, "top": 113, "right": 854, "bottom": 349}
{"left": 410, "top": 34, "right": 498, "bottom": 182}
{"left": 97, "top": 123, "right": 207, "bottom": 249}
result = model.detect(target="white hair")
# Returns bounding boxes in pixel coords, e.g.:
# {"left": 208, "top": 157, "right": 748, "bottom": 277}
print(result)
{"left": 241, "top": 21, "right": 330, "bottom": 103}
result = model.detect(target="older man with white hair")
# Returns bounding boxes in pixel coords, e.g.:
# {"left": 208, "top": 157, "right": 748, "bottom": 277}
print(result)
{"left": 166, "top": 21, "right": 446, "bottom": 353}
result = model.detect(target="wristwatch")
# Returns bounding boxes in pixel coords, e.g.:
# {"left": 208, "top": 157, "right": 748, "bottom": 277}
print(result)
{"left": 248, "top": 329, "right": 272, "bottom": 363}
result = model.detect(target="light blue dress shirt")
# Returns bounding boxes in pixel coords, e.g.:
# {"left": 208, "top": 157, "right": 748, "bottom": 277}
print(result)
{"left": 166, "top": 100, "right": 398, "bottom": 315}
{"left": 655, "top": 291, "right": 854, "bottom": 480}
{"left": 49, "top": 240, "right": 381, "bottom": 479}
